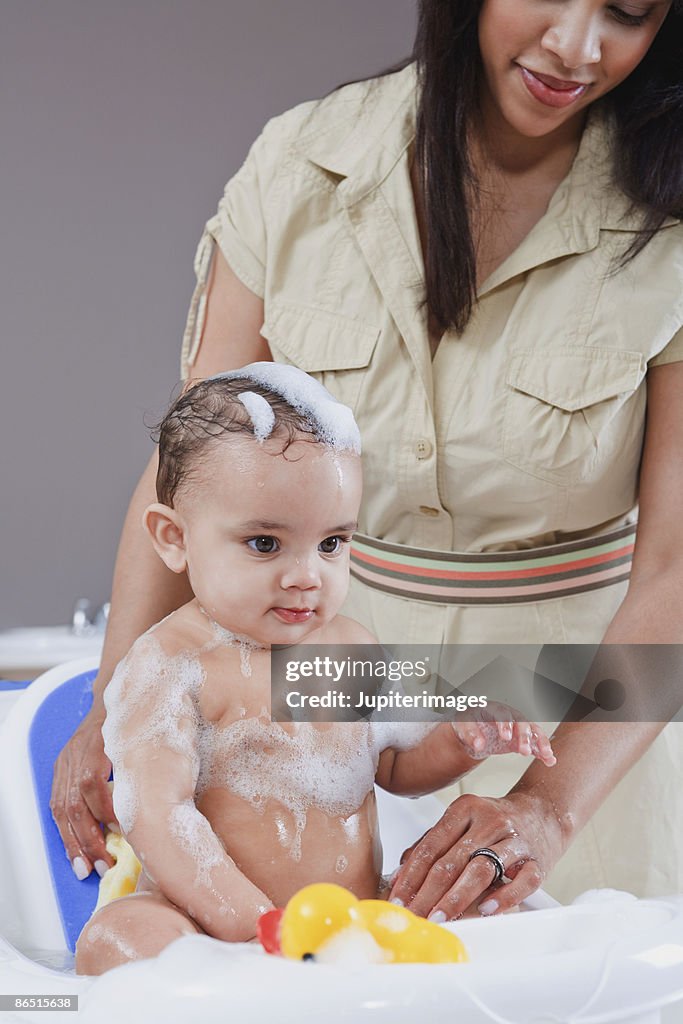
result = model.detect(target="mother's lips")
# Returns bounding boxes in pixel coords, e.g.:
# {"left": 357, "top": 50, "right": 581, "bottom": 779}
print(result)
{"left": 527, "top": 68, "right": 592, "bottom": 91}
{"left": 518, "top": 65, "right": 590, "bottom": 108}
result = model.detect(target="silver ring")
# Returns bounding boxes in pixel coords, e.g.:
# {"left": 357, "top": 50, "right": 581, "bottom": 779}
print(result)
{"left": 468, "top": 847, "right": 505, "bottom": 884}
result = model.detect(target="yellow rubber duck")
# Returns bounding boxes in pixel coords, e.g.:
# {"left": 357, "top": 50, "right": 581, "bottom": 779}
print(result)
{"left": 257, "top": 883, "right": 468, "bottom": 965}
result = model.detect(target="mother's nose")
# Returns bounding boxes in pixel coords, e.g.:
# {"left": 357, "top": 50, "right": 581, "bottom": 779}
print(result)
{"left": 541, "top": 8, "right": 602, "bottom": 70}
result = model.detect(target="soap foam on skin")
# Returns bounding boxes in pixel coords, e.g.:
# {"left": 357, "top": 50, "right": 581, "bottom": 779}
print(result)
{"left": 85, "top": 921, "right": 140, "bottom": 962}
{"left": 168, "top": 801, "right": 226, "bottom": 889}
{"left": 370, "top": 721, "right": 438, "bottom": 755}
{"left": 105, "top": 626, "right": 434, "bottom": 849}
{"left": 197, "top": 717, "right": 380, "bottom": 861}
{"left": 198, "top": 608, "right": 266, "bottom": 677}
{"left": 213, "top": 363, "right": 362, "bottom": 454}
{"left": 103, "top": 634, "right": 205, "bottom": 832}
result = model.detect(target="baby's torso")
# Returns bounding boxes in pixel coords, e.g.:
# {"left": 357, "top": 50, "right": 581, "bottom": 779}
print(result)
{"left": 135, "top": 609, "right": 384, "bottom": 906}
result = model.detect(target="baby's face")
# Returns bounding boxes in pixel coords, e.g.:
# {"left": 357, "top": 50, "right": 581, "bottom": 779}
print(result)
{"left": 175, "top": 435, "right": 362, "bottom": 646}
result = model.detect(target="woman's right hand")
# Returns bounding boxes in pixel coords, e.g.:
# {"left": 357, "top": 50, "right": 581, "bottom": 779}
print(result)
{"left": 50, "top": 699, "right": 116, "bottom": 880}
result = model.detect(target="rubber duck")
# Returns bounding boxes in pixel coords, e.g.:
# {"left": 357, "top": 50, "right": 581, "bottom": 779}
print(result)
{"left": 257, "top": 883, "right": 468, "bottom": 965}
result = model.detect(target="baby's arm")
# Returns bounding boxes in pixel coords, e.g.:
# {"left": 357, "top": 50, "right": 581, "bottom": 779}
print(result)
{"left": 376, "top": 708, "right": 555, "bottom": 797}
{"left": 103, "top": 638, "right": 273, "bottom": 941}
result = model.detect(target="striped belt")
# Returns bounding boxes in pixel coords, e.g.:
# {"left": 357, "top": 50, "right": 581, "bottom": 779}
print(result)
{"left": 350, "top": 524, "right": 635, "bottom": 605}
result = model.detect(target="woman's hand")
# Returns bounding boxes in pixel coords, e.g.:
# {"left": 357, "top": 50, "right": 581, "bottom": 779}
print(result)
{"left": 50, "top": 703, "right": 116, "bottom": 880}
{"left": 453, "top": 701, "right": 556, "bottom": 766}
{"left": 388, "top": 790, "right": 565, "bottom": 920}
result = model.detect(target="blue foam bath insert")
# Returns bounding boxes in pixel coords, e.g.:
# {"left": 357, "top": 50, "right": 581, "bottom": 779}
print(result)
{"left": 28, "top": 669, "right": 101, "bottom": 951}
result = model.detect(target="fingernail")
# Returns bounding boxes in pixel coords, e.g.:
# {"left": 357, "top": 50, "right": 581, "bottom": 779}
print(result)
{"left": 428, "top": 910, "right": 447, "bottom": 924}
{"left": 389, "top": 897, "right": 405, "bottom": 907}
{"left": 94, "top": 859, "right": 109, "bottom": 878}
{"left": 478, "top": 898, "right": 499, "bottom": 916}
{"left": 72, "top": 856, "right": 90, "bottom": 881}
{"left": 107, "top": 822, "right": 120, "bottom": 834}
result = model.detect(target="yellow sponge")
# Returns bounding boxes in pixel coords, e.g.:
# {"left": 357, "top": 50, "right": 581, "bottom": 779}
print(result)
{"left": 94, "top": 831, "right": 142, "bottom": 911}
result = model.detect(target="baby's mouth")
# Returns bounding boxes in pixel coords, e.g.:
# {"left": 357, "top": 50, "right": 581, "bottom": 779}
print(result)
{"left": 272, "top": 607, "right": 315, "bottom": 624}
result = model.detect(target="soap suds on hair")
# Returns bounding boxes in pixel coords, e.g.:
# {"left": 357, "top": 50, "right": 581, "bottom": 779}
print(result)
{"left": 237, "top": 391, "right": 275, "bottom": 442}
{"left": 213, "top": 362, "right": 361, "bottom": 454}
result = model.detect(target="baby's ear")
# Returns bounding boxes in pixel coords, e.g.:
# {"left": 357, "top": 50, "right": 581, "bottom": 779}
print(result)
{"left": 143, "top": 503, "right": 188, "bottom": 573}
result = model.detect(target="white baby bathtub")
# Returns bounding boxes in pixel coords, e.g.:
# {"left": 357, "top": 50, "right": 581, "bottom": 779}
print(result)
{"left": 1, "top": 660, "right": 683, "bottom": 1024}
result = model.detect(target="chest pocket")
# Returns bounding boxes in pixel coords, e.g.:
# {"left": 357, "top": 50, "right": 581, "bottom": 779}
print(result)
{"left": 503, "top": 347, "right": 646, "bottom": 487}
{"left": 261, "top": 302, "right": 380, "bottom": 412}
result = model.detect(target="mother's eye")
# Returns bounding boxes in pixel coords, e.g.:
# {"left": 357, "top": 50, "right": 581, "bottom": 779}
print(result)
{"left": 247, "top": 536, "right": 279, "bottom": 554}
{"left": 608, "top": 5, "right": 650, "bottom": 26}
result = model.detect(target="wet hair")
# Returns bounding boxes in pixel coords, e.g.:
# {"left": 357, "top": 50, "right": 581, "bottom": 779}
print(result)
{"left": 153, "top": 376, "right": 321, "bottom": 507}
{"left": 354, "top": 0, "right": 683, "bottom": 334}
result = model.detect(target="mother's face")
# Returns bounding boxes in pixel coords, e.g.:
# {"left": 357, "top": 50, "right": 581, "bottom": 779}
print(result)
{"left": 477, "top": 0, "right": 672, "bottom": 139}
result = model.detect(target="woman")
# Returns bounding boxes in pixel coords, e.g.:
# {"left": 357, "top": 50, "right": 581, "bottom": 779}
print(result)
{"left": 52, "top": 0, "right": 683, "bottom": 919}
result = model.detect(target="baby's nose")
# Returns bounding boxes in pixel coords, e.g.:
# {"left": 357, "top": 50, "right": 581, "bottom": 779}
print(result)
{"left": 280, "top": 555, "right": 322, "bottom": 590}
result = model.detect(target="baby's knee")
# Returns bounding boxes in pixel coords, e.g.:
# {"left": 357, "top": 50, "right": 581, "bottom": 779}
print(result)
{"left": 75, "top": 893, "right": 201, "bottom": 975}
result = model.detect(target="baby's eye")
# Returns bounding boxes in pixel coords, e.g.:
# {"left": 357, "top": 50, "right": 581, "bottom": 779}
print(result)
{"left": 318, "top": 535, "right": 346, "bottom": 555}
{"left": 247, "top": 536, "right": 279, "bottom": 554}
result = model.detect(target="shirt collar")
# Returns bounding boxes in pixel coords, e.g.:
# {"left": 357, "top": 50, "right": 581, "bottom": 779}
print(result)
{"left": 298, "top": 66, "right": 662, "bottom": 235}
{"left": 295, "top": 64, "right": 418, "bottom": 204}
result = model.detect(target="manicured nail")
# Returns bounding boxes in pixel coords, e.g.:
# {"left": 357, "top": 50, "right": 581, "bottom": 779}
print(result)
{"left": 428, "top": 910, "right": 447, "bottom": 924}
{"left": 478, "top": 898, "right": 499, "bottom": 916}
{"left": 389, "top": 897, "right": 405, "bottom": 907}
{"left": 94, "top": 860, "right": 109, "bottom": 878}
{"left": 72, "top": 856, "right": 90, "bottom": 881}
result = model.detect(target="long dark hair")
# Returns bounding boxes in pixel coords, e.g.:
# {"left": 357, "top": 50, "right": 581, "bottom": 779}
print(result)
{"left": 412, "top": 0, "right": 683, "bottom": 333}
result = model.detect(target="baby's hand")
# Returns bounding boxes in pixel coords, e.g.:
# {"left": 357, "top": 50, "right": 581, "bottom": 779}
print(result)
{"left": 452, "top": 701, "right": 556, "bottom": 766}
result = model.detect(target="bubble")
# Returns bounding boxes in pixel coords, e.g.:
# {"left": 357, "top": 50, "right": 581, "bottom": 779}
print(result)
{"left": 197, "top": 719, "right": 379, "bottom": 860}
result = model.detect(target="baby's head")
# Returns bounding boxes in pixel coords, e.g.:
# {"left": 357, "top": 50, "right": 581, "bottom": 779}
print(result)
{"left": 145, "top": 364, "right": 362, "bottom": 646}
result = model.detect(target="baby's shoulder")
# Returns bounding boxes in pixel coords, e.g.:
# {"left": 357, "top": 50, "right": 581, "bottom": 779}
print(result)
{"left": 106, "top": 606, "right": 208, "bottom": 709}
{"left": 146, "top": 602, "right": 208, "bottom": 653}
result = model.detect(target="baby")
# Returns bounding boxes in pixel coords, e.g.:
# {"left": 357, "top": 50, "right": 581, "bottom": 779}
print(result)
{"left": 75, "top": 364, "right": 555, "bottom": 974}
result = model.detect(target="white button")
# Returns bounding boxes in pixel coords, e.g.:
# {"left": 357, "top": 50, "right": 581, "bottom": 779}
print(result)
{"left": 419, "top": 505, "right": 440, "bottom": 517}
{"left": 415, "top": 439, "right": 433, "bottom": 460}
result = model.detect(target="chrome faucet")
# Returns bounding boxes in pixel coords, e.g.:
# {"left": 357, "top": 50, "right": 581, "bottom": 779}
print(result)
{"left": 71, "top": 599, "right": 110, "bottom": 636}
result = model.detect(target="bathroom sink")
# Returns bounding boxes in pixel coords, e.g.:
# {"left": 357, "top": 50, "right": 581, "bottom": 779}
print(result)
{"left": 0, "top": 627, "right": 103, "bottom": 678}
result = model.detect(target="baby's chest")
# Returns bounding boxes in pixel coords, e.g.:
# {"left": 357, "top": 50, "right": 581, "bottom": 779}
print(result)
{"left": 196, "top": 718, "right": 377, "bottom": 815}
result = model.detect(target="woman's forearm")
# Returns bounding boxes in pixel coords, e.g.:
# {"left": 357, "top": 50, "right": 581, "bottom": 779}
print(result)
{"left": 92, "top": 451, "right": 192, "bottom": 705}
{"left": 512, "top": 571, "right": 683, "bottom": 846}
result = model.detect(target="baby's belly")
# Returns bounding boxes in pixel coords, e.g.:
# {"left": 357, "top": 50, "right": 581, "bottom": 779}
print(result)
{"left": 197, "top": 788, "right": 382, "bottom": 906}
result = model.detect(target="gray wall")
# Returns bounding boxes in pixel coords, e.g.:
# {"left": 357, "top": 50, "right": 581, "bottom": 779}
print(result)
{"left": 1, "top": 0, "right": 416, "bottom": 627}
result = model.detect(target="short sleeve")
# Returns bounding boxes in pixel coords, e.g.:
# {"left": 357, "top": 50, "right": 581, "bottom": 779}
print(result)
{"left": 649, "top": 326, "right": 683, "bottom": 368}
{"left": 180, "top": 124, "right": 276, "bottom": 378}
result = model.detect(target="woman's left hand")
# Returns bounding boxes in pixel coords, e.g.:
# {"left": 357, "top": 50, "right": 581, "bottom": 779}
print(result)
{"left": 388, "top": 790, "right": 565, "bottom": 920}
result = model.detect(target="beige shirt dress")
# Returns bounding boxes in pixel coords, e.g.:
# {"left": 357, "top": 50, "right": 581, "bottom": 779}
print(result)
{"left": 182, "top": 66, "right": 683, "bottom": 902}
